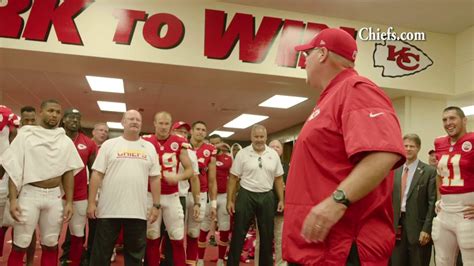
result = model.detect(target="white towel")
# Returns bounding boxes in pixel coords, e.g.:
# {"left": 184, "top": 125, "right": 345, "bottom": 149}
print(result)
{"left": 0, "top": 126, "right": 84, "bottom": 190}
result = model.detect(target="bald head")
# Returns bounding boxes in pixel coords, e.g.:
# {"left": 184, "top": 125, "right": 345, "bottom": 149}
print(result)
{"left": 123, "top": 109, "right": 142, "bottom": 121}
{"left": 122, "top": 109, "right": 142, "bottom": 135}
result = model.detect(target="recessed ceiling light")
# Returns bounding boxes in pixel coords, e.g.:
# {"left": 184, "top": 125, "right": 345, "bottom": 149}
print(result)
{"left": 210, "top": 130, "right": 235, "bottom": 138}
{"left": 259, "top": 95, "right": 308, "bottom": 109}
{"left": 461, "top": 105, "right": 474, "bottom": 116}
{"left": 223, "top": 114, "right": 269, "bottom": 129}
{"left": 106, "top": 122, "right": 123, "bottom": 130}
{"left": 97, "top": 101, "right": 127, "bottom": 113}
{"left": 86, "top": 76, "right": 124, "bottom": 93}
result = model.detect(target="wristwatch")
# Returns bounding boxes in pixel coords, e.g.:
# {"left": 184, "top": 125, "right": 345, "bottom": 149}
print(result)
{"left": 153, "top": 203, "right": 161, "bottom": 210}
{"left": 194, "top": 202, "right": 201, "bottom": 207}
{"left": 332, "top": 189, "right": 350, "bottom": 207}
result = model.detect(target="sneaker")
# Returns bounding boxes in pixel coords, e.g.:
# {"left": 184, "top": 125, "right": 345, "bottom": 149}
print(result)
{"left": 217, "top": 259, "right": 225, "bottom": 266}
{"left": 110, "top": 248, "right": 117, "bottom": 262}
{"left": 240, "top": 255, "right": 250, "bottom": 263}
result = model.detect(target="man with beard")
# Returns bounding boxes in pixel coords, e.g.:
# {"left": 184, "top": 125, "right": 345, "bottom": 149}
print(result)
{"left": 59, "top": 108, "right": 97, "bottom": 266}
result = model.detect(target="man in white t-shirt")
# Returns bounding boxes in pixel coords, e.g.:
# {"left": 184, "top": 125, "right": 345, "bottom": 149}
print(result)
{"left": 226, "top": 124, "right": 285, "bottom": 266}
{"left": 87, "top": 110, "right": 162, "bottom": 266}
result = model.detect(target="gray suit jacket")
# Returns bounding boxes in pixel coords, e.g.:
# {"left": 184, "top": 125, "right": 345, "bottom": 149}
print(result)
{"left": 392, "top": 160, "right": 437, "bottom": 244}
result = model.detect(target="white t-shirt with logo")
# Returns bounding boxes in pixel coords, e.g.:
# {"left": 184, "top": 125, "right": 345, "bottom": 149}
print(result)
{"left": 92, "top": 136, "right": 161, "bottom": 220}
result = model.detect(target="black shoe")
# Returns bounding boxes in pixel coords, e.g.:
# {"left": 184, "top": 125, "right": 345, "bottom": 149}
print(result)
{"left": 209, "top": 235, "right": 217, "bottom": 246}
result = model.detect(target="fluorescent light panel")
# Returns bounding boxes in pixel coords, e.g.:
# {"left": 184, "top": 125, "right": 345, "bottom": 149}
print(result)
{"left": 86, "top": 76, "right": 124, "bottom": 93}
{"left": 106, "top": 122, "right": 123, "bottom": 130}
{"left": 210, "top": 130, "right": 235, "bottom": 138}
{"left": 97, "top": 101, "right": 127, "bottom": 113}
{"left": 224, "top": 114, "right": 269, "bottom": 129}
{"left": 461, "top": 105, "right": 474, "bottom": 116}
{"left": 259, "top": 95, "right": 308, "bottom": 109}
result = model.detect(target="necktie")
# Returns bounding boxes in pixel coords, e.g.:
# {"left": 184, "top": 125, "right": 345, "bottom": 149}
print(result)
{"left": 401, "top": 166, "right": 409, "bottom": 206}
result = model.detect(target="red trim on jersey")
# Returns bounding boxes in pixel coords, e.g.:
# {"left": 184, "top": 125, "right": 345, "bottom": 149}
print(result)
{"left": 216, "top": 153, "right": 232, "bottom": 193}
{"left": 143, "top": 134, "right": 188, "bottom": 194}
{"left": 435, "top": 132, "right": 474, "bottom": 194}
{"left": 68, "top": 132, "right": 97, "bottom": 201}
{"left": 193, "top": 143, "right": 217, "bottom": 193}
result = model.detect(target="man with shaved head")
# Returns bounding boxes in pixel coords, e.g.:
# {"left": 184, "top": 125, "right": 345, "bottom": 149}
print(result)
{"left": 142, "top": 111, "right": 193, "bottom": 266}
{"left": 226, "top": 124, "right": 285, "bottom": 266}
{"left": 87, "top": 110, "right": 162, "bottom": 266}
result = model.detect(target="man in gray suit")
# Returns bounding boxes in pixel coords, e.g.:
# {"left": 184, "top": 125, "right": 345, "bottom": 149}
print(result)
{"left": 391, "top": 134, "right": 437, "bottom": 266}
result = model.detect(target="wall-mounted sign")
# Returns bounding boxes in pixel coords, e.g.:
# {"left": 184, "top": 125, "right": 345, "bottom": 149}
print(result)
{"left": 373, "top": 40, "right": 433, "bottom": 78}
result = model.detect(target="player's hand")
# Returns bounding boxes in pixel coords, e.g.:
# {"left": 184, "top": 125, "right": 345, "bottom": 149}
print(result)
{"left": 227, "top": 201, "right": 235, "bottom": 215}
{"left": 301, "top": 197, "right": 347, "bottom": 243}
{"left": 63, "top": 202, "right": 73, "bottom": 223}
{"left": 435, "top": 200, "right": 442, "bottom": 214}
{"left": 277, "top": 201, "right": 284, "bottom": 213}
{"left": 163, "top": 172, "right": 180, "bottom": 185}
{"left": 419, "top": 231, "right": 431, "bottom": 246}
{"left": 193, "top": 204, "right": 200, "bottom": 220}
{"left": 148, "top": 207, "right": 160, "bottom": 223}
{"left": 9, "top": 199, "right": 22, "bottom": 223}
{"left": 210, "top": 207, "right": 217, "bottom": 221}
{"left": 87, "top": 201, "right": 97, "bottom": 219}
{"left": 463, "top": 204, "right": 474, "bottom": 219}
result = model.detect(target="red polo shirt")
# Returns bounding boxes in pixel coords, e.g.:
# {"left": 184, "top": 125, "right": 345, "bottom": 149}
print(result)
{"left": 283, "top": 68, "right": 405, "bottom": 264}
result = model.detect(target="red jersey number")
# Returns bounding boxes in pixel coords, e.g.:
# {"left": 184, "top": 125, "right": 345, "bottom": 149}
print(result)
{"left": 161, "top": 152, "right": 178, "bottom": 178}
{"left": 438, "top": 154, "right": 463, "bottom": 187}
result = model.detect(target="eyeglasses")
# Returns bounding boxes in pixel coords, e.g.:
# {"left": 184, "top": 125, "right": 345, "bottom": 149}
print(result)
{"left": 258, "top": 157, "right": 262, "bottom": 169}
{"left": 302, "top": 48, "right": 321, "bottom": 57}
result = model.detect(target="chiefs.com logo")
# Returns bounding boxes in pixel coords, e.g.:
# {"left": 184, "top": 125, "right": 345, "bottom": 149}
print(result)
{"left": 373, "top": 40, "right": 433, "bottom": 78}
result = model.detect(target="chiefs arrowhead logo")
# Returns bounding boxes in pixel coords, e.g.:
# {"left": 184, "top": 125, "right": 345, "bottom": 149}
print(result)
{"left": 373, "top": 40, "right": 433, "bottom": 78}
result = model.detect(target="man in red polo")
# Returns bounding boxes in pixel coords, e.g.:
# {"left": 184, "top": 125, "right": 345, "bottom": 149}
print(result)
{"left": 282, "top": 28, "right": 406, "bottom": 265}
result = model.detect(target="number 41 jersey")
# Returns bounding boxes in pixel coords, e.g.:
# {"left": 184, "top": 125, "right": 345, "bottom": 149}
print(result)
{"left": 435, "top": 132, "right": 474, "bottom": 195}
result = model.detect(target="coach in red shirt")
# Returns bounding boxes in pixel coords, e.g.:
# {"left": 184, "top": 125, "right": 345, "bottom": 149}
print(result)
{"left": 282, "top": 28, "right": 406, "bottom": 265}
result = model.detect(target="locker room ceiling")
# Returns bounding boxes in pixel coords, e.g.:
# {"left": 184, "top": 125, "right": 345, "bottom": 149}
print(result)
{"left": 0, "top": 48, "right": 457, "bottom": 141}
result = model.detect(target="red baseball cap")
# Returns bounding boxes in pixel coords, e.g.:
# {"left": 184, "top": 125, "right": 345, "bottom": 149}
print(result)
{"left": 172, "top": 121, "right": 191, "bottom": 131}
{"left": 295, "top": 28, "right": 358, "bottom": 62}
